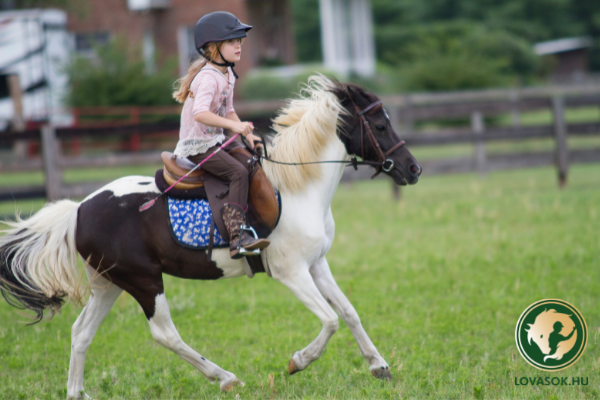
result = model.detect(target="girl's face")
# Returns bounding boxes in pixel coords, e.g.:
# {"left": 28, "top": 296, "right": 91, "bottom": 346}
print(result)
{"left": 219, "top": 38, "right": 243, "bottom": 62}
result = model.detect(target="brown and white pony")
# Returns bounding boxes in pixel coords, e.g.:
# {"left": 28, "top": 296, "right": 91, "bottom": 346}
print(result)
{"left": 0, "top": 76, "right": 420, "bottom": 398}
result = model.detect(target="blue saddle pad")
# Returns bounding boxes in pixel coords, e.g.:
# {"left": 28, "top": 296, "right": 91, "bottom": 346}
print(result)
{"left": 167, "top": 197, "right": 228, "bottom": 249}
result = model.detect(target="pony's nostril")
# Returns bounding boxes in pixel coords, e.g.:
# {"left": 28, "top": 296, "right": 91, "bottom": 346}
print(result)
{"left": 409, "top": 164, "right": 421, "bottom": 176}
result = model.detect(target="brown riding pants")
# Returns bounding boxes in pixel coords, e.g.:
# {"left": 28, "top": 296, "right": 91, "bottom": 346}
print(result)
{"left": 187, "top": 142, "right": 248, "bottom": 210}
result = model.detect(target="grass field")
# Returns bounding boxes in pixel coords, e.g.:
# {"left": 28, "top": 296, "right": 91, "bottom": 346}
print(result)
{"left": 1, "top": 164, "right": 599, "bottom": 399}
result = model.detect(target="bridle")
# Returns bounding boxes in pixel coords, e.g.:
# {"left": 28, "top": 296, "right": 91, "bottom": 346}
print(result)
{"left": 352, "top": 99, "right": 405, "bottom": 178}
{"left": 249, "top": 96, "right": 407, "bottom": 180}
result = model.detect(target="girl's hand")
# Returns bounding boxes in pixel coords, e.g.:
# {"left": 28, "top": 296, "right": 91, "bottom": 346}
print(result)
{"left": 245, "top": 133, "right": 263, "bottom": 150}
{"left": 230, "top": 121, "right": 254, "bottom": 137}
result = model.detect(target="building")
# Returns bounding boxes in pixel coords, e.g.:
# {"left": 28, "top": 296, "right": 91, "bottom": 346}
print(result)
{"left": 534, "top": 37, "right": 593, "bottom": 83}
{"left": 67, "top": 0, "right": 297, "bottom": 78}
{"left": 319, "top": 0, "right": 375, "bottom": 78}
{"left": 0, "top": 1, "right": 296, "bottom": 128}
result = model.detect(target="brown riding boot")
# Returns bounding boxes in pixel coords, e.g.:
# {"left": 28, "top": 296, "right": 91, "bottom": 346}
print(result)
{"left": 222, "top": 203, "right": 270, "bottom": 259}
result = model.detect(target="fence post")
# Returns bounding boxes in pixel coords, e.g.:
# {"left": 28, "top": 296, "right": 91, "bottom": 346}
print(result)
{"left": 8, "top": 74, "right": 27, "bottom": 158}
{"left": 388, "top": 105, "right": 401, "bottom": 134}
{"left": 402, "top": 95, "right": 414, "bottom": 136}
{"left": 130, "top": 107, "right": 141, "bottom": 152}
{"left": 471, "top": 111, "right": 486, "bottom": 177}
{"left": 510, "top": 90, "right": 521, "bottom": 128}
{"left": 41, "top": 125, "right": 62, "bottom": 201}
{"left": 552, "top": 96, "right": 569, "bottom": 187}
{"left": 391, "top": 183, "right": 401, "bottom": 202}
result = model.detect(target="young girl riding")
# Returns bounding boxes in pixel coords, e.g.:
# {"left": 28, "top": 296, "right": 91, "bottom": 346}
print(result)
{"left": 172, "top": 11, "right": 269, "bottom": 259}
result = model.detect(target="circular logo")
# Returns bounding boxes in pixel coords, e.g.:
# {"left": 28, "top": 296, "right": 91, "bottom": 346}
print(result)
{"left": 515, "top": 299, "right": 587, "bottom": 371}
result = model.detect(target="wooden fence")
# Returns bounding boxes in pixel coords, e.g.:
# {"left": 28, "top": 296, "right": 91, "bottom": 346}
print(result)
{"left": 1, "top": 84, "right": 600, "bottom": 202}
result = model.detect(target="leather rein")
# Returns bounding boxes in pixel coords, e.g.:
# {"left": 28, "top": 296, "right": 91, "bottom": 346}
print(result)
{"left": 250, "top": 99, "right": 406, "bottom": 179}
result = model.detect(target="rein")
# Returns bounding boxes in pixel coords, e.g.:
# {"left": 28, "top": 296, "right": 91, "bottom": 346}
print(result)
{"left": 250, "top": 98, "right": 406, "bottom": 178}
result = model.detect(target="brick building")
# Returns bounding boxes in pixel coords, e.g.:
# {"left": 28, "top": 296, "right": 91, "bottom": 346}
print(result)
{"left": 67, "top": 0, "right": 297, "bottom": 78}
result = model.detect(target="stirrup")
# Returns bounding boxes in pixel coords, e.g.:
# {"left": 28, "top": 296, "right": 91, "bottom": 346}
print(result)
{"left": 238, "top": 225, "right": 261, "bottom": 256}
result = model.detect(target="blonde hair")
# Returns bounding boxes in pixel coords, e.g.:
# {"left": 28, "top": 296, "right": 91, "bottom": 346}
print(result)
{"left": 262, "top": 74, "right": 348, "bottom": 192}
{"left": 172, "top": 41, "right": 225, "bottom": 103}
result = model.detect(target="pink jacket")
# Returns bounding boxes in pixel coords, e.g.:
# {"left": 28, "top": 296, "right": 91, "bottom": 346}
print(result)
{"left": 174, "top": 63, "right": 235, "bottom": 158}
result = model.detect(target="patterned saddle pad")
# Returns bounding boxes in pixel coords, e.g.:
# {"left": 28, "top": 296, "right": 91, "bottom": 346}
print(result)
{"left": 167, "top": 197, "right": 228, "bottom": 249}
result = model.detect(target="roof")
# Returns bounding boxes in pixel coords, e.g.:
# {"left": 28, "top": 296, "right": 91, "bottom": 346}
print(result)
{"left": 534, "top": 37, "right": 593, "bottom": 55}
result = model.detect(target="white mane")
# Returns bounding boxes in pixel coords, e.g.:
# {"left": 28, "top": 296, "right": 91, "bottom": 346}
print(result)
{"left": 262, "top": 74, "right": 348, "bottom": 192}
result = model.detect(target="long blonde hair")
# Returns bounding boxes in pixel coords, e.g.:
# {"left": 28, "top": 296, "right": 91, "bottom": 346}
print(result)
{"left": 172, "top": 42, "right": 225, "bottom": 103}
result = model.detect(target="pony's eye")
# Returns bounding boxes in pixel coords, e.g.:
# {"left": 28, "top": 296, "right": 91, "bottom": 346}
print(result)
{"left": 376, "top": 124, "right": 385, "bottom": 131}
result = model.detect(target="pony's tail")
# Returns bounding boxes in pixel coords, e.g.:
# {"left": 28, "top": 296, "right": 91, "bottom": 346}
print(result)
{"left": 0, "top": 200, "right": 85, "bottom": 324}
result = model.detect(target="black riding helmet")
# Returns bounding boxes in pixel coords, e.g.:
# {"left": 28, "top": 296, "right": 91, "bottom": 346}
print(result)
{"left": 194, "top": 12, "right": 252, "bottom": 79}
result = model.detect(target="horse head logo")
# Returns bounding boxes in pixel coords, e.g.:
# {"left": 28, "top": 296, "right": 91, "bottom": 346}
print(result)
{"left": 525, "top": 308, "right": 577, "bottom": 362}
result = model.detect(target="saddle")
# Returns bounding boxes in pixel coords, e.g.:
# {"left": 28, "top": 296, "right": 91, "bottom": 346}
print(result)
{"left": 155, "top": 143, "right": 281, "bottom": 275}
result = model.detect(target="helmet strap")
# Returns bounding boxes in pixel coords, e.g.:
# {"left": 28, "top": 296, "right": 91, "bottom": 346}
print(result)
{"left": 211, "top": 47, "right": 239, "bottom": 79}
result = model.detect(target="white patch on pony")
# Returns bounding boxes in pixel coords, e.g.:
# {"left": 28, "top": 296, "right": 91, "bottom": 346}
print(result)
{"left": 210, "top": 249, "right": 247, "bottom": 279}
{"left": 83, "top": 176, "right": 160, "bottom": 202}
{"left": 150, "top": 294, "right": 170, "bottom": 326}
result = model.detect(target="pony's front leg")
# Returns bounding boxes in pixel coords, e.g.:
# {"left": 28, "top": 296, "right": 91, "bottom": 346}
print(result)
{"left": 274, "top": 266, "right": 340, "bottom": 374}
{"left": 310, "top": 257, "right": 392, "bottom": 380}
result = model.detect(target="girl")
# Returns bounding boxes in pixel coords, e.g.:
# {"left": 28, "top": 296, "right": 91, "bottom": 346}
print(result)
{"left": 172, "top": 11, "right": 269, "bottom": 259}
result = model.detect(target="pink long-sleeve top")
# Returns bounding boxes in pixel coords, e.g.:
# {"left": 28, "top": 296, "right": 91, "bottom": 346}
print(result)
{"left": 173, "top": 63, "right": 235, "bottom": 158}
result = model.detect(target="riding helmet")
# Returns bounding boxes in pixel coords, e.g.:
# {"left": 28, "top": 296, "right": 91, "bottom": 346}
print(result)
{"left": 194, "top": 12, "right": 252, "bottom": 54}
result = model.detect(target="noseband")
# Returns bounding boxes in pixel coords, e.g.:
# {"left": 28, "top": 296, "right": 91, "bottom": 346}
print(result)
{"left": 352, "top": 99, "right": 405, "bottom": 178}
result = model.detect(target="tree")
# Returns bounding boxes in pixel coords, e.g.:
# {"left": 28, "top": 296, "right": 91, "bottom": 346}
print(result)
{"left": 64, "top": 38, "right": 177, "bottom": 107}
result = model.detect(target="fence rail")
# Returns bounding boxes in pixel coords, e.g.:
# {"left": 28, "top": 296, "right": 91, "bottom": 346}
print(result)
{"left": 2, "top": 83, "right": 600, "bottom": 202}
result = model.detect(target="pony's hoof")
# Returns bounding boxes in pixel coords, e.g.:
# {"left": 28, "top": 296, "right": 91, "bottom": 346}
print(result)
{"left": 371, "top": 366, "right": 393, "bottom": 381}
{"left": 66, "top": 391, "right": 90, "bottom": 400}
{"left": 221, "top": 378, "right": 244, "bottom": 391}
{"left": 288, "top": 358, "right": 300, "bottom": 375}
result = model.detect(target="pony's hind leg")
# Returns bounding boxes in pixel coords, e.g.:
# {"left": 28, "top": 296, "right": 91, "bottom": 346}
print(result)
{"left": 145, "top": 292, "right": 244, "bottom": 391}
{"left": 274, "top": 265, "right": 340, "bottom": 374}
{"left": 310, "top": 257, "right": 391, "bottom": 380}
{"left": 67, "top": 265, "right": 123, "bottom": 400}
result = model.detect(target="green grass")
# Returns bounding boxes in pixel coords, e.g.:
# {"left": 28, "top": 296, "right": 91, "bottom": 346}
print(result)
{"left": 1, "top": 164, "right": 600, "bottom": 399}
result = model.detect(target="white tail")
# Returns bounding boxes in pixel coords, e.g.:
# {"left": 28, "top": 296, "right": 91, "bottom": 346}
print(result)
{"left": 0, "top": 200, "right": 85, "bottom": 321}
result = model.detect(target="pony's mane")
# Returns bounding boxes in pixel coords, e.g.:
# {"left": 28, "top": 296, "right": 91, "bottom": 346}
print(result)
{"left": 262, "top": 75, "right": 349, "bottom": 192}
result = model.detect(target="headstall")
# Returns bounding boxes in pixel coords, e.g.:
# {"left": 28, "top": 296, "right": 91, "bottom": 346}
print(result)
{"left": 352, "top": 99, "right": 405, "bottom": 178}
{"left": 250, "top": 95, "right": 407, "bottom": 181}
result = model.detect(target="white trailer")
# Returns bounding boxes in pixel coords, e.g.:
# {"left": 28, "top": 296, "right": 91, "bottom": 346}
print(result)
{"left": 0, "top": 8, "right": 72, "bottom": 131}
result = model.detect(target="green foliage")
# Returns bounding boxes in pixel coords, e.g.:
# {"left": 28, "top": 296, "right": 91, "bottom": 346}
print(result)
{"left": 64, "top": 38, "right": 177, "bottom": 107}
{"left": 238, "top": 65, "right": 340, "bottom": 101}
{"left": 289, "top": 0, "right": 600, "bottom": 91}
{"left": 379, "top": 21, "right": 539, "bottom": 75}
{"left": 289, "top": 0, "right": 322, "bottom": 63}
{"left": 377, "top": 21, "right": 542, "bottom": 90}
{"left": 397, "top": 52, "right": 513, "bottom": 91}
{"left": 238, "top": 64, "right": 406, "bottom": 101}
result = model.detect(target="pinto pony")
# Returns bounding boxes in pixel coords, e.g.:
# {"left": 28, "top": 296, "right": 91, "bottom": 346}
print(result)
{"left": 0, "top": 76, "right": 421, "bottom": 398}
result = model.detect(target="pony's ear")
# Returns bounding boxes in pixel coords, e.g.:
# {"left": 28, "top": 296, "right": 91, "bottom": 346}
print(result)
{"left": 346, "top": 85, "right": 370, "bottom": 108}
{"left": 346, "top": 86, "right": 357, "bottom": 102}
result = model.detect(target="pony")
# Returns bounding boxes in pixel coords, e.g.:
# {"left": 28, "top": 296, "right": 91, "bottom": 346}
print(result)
{"left": 0, "top": 75, "right": 421, "bottom": 398}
